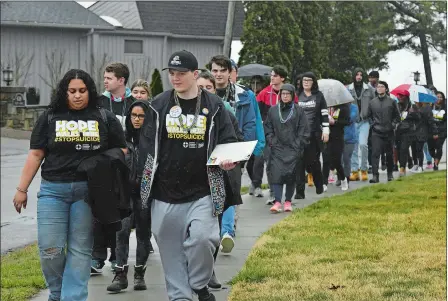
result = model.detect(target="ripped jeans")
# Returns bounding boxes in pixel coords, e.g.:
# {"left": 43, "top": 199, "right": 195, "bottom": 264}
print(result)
{"left": 37, "top": 180, "right": 93, "bottom": 301}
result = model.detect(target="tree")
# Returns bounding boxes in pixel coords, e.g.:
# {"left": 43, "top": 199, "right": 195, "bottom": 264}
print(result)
{"left": 150, "top": 69, "right": 163, "bottom": 98}
{"left": 238, "top": 1, "right": 303, "bottom": 77}
{"left": 131, "top": 57, "right": 151, "bottom": 82}
{"left": 387, "top": 1, "right": 447, "bottom": 85}
{"left": 1, "top": 49, "right": 34, "bottom": 86}
{"left": 87, "top": 53, "right": 111, "bottom": 92}
{"left": 39, "top": 51, "right": 68, "bottom": 99}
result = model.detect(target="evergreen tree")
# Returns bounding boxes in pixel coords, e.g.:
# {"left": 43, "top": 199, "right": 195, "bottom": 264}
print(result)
{"left": 150, "top": 68, "right": 163, "bottom": 97}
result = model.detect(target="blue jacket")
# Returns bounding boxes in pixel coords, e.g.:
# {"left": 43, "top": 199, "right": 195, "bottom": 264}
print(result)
{"left": 344, "top": 104, "right": 359, "bottom": 144}
{"left": 233, "top": 83, "right": 258, "bottom": 144}
{"left": 246, "top": 88, "right": 265, "bottom": 156}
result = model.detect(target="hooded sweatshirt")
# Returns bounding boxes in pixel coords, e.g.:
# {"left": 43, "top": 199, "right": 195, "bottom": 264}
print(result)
{"left": 99, "top": 87, "right": 134, "bottom": 129}
{"left": 124, "top": 100, "right": 149, "bottom": 191}
{"left": 347, "top": 68, "right": 376, "bottom": 120}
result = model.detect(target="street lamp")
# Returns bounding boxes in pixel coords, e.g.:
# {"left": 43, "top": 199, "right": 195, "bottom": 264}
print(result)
{"left": 413, "top": 71, "right": 420, "bottom": 85}
{"left": 2, "top": 66, "right": 13, "bottom": 86}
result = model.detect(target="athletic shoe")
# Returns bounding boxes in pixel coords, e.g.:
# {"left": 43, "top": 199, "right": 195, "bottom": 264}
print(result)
{"left": 414, "top": 166, "right": 423, "bottom": 173}
{"left": 220, "top": 233, "right": 235, "bottom": 254}
{"left": 410, "top": 165, "right": 419, "bottom": 173}
{"left": 90, "top": 259, "right": 104, "bottom": 275}
{"left": 335, "top": 179, "right": 341, "bottom": 187}
{"left": 323, "top": 184, "right": 328, "bottom": 192}
{"left": 328, "top": 172, "right": 336, "bottom": 184}
{"left": 341, "top": 179, "right": 349, "bottom": 191}
{"left": 270, "top": 201, "right": 282, "bottom": 213}
{"left": 249, "top": 185, "right": 255, "bottom": 195}
{"left": 254, "top": 187, "right": 264, "bottom": 197}
{"left": 426, "top": 163, "right": 433, "bottom": 170}
{"left": 283, "top": 201, "right": 292, "bottom": 212}
{"left": 266, "top": 196, "right": 275, "bottom": 206}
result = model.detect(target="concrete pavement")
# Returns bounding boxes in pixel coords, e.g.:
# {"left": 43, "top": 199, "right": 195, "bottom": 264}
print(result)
{"left": 29, "top": 166, "right": 446, "bottom": 301}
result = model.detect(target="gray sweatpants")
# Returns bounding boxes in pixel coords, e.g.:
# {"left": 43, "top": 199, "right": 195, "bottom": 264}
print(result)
{"left": 151, "top": 195, "right": 220, "bottom": 301}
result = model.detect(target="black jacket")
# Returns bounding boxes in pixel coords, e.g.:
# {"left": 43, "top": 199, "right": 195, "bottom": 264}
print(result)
{"left": 138, "top": 89, "right": 238, "bottom": 216}
{"left": 329, "top": 103, "right": 351, "bottom": 138}
{"left": 415, "top": 105, "right": 438, "bottom": 141}
{"left": 367, "top": 95, "right": 401, "bottom": 137}
{"left": 78, "top": 148, "right": 131, "bottom": 231}
{"left": 397, "top": 100, "right": 420, "bottom": 134}
{"left": 433, "top": 104, "right": 447, "bottom": 136}
{"left": 265, "top": 102, "right": 310, "bottom": 184}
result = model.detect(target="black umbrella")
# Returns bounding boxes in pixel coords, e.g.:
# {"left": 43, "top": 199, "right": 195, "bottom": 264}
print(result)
{"left": 237, "top": 64, "right": 272, "bottom": 78}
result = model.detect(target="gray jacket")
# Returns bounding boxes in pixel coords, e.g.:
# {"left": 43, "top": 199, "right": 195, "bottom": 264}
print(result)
{"left": 347, "top": 82, "right": 376, "bottom": 120}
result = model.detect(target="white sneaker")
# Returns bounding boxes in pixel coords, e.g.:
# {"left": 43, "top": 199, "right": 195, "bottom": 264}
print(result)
{"left": 323, "top": 184, "right": 328, "bottom": 192}
{"left": 341, "top": 179, "right": 349, "bottom": 191}
{"left": 249, "top": 185, "right": 255, "bottom": 195}
{"left": 254, "top": 187, "right": 264, "bottom": 197}
{"left": 415, "top": 166, "right": 423, "bottom": 173}
{"left": 410, "top": 165, "right": 419, "bottom": 173}
{"left": 220, "top": 233, "right": 235, "bottom": 254}
{"left": 266, "top": 196, "right": 275, "bottom": 205}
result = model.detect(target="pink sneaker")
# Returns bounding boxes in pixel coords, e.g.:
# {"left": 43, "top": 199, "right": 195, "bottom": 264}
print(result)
{"left": 426, "top": 163, "right": 433, "bottom": 170}
{"left": 270, "top": 202, "right": 282, "bottom": 213}
{"left": 283, "top": 201, "right": 292, "bottom": 212}
{"left": 328, "top": 173, "right": 336, "bottom": 184}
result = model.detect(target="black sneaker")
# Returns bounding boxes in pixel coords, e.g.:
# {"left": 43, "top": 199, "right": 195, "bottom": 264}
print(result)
{"left": 208, "top": 270, "right": 222, "bottom": 290}
{"left": 90, "top": 260, "right": 105, "bottom": 275}
{"left": 387, "top": 173, "right": 394, "bottom": 181}
{"left": 335, "top": 179, "right": 341, "bottom": 187}
{"left": 194, "top": 287, "right": 216, "bottom": 301}
{"left": 434, "top": 164, "right": 439, "bottom": 171}
{"left": 393, "top": 164, "right": 399, "bottom": 172}
{"left": 148, "top": 241, "right": 155, "bottom": 254}
{"left": 369, "top": 175, "right": 379, "bottom": 183}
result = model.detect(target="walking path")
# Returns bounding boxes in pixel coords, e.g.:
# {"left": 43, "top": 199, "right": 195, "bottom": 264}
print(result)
{"left": 30, "top": 167, "right": 445, "bottom": 301}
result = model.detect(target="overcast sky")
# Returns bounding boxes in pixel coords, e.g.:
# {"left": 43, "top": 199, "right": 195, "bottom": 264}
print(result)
{"left": 79, "top": 1, "right": 447, "bottom": 94}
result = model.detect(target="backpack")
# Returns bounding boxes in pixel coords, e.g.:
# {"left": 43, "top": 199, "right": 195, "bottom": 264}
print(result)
{"left": 47, "top": 107, "right": 109, "bottom": 126}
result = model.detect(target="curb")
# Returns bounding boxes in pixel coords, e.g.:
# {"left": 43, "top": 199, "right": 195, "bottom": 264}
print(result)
{"left": 1, "top": 127, "right": 31, "bottom": 140}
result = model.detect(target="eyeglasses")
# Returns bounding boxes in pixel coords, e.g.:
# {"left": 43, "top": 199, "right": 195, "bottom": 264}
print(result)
{"left": 131, "top": 113, "right": 146, "bottom": 119}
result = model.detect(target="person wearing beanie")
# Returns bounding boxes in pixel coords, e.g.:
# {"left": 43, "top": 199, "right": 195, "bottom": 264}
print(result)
{"left": 367, "top": 80, "right": 401, "bottom": 183}
{"left": 264, "top": 83, "right": 310, "bottom": 213}
{"left": 347, "top": 68, "right": 376, "bottom": 181}
{"left": 368, "top": 71, "right": 380, "bottom": 89}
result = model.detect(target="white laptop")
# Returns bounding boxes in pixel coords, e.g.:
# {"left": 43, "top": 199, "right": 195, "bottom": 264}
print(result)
{"left": 207, "top": 141, "right": 258, "bottom": 166}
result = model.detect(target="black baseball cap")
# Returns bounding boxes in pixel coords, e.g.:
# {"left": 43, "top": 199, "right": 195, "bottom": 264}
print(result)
{"left": 162, "top": 50, "right": 198, "bottom": 72}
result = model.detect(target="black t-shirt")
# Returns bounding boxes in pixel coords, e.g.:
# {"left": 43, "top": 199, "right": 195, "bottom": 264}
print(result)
{"left": 30, "top": 107, "right": 126, "bottom": 182}
{"left": 151, "top": 95, "right": 211, "bottom": 204}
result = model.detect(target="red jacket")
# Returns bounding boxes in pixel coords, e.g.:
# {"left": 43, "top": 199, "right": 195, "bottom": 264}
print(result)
{"left": 256, "top": 85, "right": 298, "bottom": 121}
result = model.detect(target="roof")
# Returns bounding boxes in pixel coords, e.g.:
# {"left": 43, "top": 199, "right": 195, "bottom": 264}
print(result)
{"left": 0, "top": 1, "right": 114, "bottom": 29}
{"left": 136, "top": 1, "right": 244, "bottom": 37}
{"left": 89, "top": 1, "right": 143, "bottom": 30}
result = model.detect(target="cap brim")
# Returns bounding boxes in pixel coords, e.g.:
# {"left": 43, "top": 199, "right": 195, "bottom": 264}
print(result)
{"left": 162, "top": 67, "right": 194, "bottom": 72}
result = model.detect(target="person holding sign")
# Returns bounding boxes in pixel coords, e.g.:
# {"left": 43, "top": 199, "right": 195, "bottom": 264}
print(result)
{"left": 137, "top": 50, "right": 237, "bottom": 301}
{"left": 264, "top": 84, "right": 310, "bottom": 213}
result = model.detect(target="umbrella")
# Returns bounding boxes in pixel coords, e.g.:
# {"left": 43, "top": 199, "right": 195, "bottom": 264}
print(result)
{"left": 390, "top": 84, "right": 437, "bottom": 103}
{"left": 318, "top": 79, "right": 354, "bottom": 107}
{"left": 237, "top": 64, "right": 272, "bottom": 78}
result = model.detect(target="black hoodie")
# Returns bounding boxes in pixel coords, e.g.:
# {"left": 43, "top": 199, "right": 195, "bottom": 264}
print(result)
{"left": 125, "top": 100, "right": 150, "bottom": 191}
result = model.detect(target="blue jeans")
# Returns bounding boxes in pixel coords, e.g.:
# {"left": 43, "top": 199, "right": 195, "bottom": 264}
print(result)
{"left": 37, "top": 180, "right": 93, "bottom": 301}
{"left": 221, "top": 206, "right": 235, "bottom": 237}
{"left": 423, "top": 142, "right": 432, "bottom": 162}
{"left": 351, "top": 121, "right": 370, "bottom": 171}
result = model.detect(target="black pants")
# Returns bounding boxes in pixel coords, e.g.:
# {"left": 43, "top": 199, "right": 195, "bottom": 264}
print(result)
{"left": 368, "top": 128, "right": 386, "bottom": 168}
{"left": 92, "top": 221, "right": 117, "bottom": 263}
{"left": 246, "top": 154, "right": 264, "bottom": 188}
{"left": 428, "top": 134, "right": 446, "bottom": 161}
{"left": 411, "top": 140, "right": 425, "bottom": 167}
{"left": 396, "top": 133, "right": 415, "bottom": 169}
{"left": 322, "top": 136, "right": 346, "bottom": 184}
{"left": 213, "top": 213, "right": 224, "bottom": 262}
{"left": 115, "top": 194, "right": 152, "bottom": 266}
{"left": 296, "top": 134, "right": 323, "bottom": 198}
{"left": 371, "top": 134, "right": 394, "bottom": 175}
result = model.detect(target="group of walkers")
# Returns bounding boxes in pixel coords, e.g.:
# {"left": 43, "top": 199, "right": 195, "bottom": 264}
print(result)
{"left": 12, "top": 49, "right": 445, "bottom": 301}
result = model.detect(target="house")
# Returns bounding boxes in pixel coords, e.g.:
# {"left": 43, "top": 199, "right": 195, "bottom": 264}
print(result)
{"left": 0, "top": 1, "right": 244, "bottom": 105}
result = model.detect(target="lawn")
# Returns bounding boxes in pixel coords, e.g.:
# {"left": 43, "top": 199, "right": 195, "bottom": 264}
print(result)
{"left": 229, "top": 171, "right": 447, "bottom": 301}
{"left": 1, "top": 244, "right": 45, "bottom": 301}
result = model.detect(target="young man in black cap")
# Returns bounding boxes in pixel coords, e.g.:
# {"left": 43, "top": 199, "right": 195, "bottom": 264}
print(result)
{"left": 137, "top": 50, "right": 238, "bottom": 301}
{"left": 368, "top": 70, "right": 380, "bottom": 89}
{"left": 367, "top": 81, "right": 401, "bottom": 183}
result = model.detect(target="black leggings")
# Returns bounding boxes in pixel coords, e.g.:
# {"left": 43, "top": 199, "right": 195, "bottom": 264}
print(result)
{"left": 411, "top": 140, "right": 425, "bottom": 167}
{"left": 296, "top": 134, "right": 324, "bottom": 197}
{"left": 322, "top": 136, "right": 345, "bottom": 184}
{"left": 428, "top": 135, "right": 446, "bottom": 161}
{"left": 396, "top": 133, "right": 415, "bottom": 169}
{"left": 213, "top": 213, "right": 224, "bottom": 262}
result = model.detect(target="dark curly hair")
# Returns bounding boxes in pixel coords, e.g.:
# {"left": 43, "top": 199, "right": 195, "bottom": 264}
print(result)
{"left": 48, "top": 69, "right": 100, "bottom": 112}
{"left": 436, "top": 91, "right": 446, "bottom": 106}
{"left": 297, "top": 71, "right": 319, "bottom": 95}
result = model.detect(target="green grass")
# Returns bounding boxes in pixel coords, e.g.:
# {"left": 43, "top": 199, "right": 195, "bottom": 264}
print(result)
{"left": 1, "top": 244, "right": 46, "bottom": 301}
{"left": 229, "top": 171, "right": 447, "bottom": 301}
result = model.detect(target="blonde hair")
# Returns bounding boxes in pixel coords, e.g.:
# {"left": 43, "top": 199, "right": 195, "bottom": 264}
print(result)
{"left": 131, "top": 79, "right": 151, "bottom": 96}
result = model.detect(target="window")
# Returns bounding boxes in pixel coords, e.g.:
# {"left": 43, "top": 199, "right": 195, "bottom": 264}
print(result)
{"left": 124, "top": 40, "right": 143, "bottom": 54}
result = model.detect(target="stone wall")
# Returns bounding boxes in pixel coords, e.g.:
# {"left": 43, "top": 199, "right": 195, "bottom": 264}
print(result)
{"left": 0, "top": 87, "right": 46, "bottom": 131}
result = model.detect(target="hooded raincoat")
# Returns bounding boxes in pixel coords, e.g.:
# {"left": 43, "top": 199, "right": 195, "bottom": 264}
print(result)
{"left": 264, "top": 84, "right": 310, "bottom": 184}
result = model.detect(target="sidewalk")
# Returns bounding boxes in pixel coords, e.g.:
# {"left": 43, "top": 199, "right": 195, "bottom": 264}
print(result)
{"left": 30, "top": 167, "right": 446, "bottom": 301}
